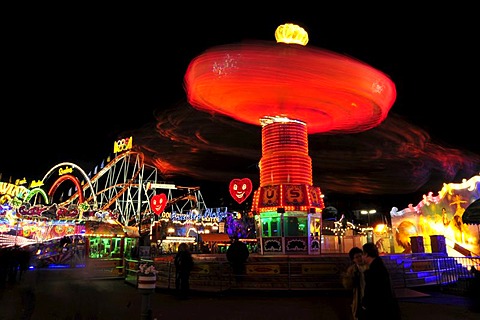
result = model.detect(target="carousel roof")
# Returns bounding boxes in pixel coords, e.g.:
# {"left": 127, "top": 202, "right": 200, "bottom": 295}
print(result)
{"left": 185, "top": 24, "right": 396, "bottom": 134}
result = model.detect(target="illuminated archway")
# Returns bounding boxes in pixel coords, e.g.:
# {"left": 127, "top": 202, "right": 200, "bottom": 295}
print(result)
{"left": 42, "top": 162, "right": 97, "bottom": 208}
{"left": 48, "top": 174, "right": 84, "bottom": 204}
{"left": 25, "top": 187, "right": 49, "bottom": 204}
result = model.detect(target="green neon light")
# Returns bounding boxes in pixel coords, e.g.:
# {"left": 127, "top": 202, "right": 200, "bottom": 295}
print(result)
{"left": 25, "top": 188, "right": 49, "bottom": 204}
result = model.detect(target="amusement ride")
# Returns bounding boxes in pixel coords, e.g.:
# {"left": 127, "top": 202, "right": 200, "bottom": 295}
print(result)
{"left": 0, "top": 24, "right": 479, "bottom": 283}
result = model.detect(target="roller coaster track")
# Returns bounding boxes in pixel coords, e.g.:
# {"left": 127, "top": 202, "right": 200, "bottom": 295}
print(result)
{"left": 45, "top": 150, "right": 206, "bottom": 227}
{"left": 57, "top": 150, "right": 143, "bottom": 206}
{"left": 84, "top": 152, "right": 143, "bottom": 211}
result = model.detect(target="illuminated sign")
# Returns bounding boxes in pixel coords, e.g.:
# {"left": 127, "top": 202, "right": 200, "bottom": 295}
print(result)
{"left": 58, "top": 166, "right": 73, "bottom": 175}
{"left": 113, "top": 136, "right": 133, "bottom": 153}
{"left": 15, "top": 178, "right": 27, "bottom": 185}
{"left": 149, "top": 183, "right": 177, "bottom": 190}
{"left": 30, "top": 180, "right": 44, "bottom": 188}
{"left": 165, "top": 236, "right": 196, "bottom": 243}
{"left": 0, "top": 182, "right": 30, "bottom": 200}
{"left": 170, "top": 207, "right": 228, "bottom": 222}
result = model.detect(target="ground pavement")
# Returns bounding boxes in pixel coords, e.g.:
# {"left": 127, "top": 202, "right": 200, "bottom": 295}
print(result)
{"left": 0, "top": 268, "right": 478, "bottom": 320}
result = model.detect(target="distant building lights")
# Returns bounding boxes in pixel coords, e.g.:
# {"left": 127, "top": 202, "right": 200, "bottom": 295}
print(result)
{"left": 360, "top": 209, "right": 377, "bottom": 215}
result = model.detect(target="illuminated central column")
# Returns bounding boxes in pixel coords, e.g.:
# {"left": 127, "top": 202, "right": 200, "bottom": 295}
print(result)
{"left": 259, "top": 117, "right": 313, "bottom": 187}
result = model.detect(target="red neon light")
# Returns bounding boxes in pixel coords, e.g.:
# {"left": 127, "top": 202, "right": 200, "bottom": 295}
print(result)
{"left": 48, "top": 174, "right": 84, "bottom": 204}
{"left": 185, "top": 29, "right": 395, "bottom": 215}
{"left": 185, "top": 41, "right": 396, "bottom": 134}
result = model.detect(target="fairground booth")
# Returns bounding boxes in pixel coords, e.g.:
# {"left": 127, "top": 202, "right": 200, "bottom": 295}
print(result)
{"left": 84, "top": 220, "right": 139, "bottom": 278}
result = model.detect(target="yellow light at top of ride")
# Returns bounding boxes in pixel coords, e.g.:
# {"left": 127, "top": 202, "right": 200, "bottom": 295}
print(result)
{"left": 275, "top": 23, "right": 308, "bottom": 46}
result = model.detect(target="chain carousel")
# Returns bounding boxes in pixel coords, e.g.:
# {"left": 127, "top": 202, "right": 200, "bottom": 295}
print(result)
{"left": 185, "top": 23, "right": 396, "bottom": 255}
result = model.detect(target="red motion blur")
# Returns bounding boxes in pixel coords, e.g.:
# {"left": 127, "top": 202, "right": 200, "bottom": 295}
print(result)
{"left": 185, "top": 38, "right": 397, "bottom": 214}
{"left": 185, "top": 40, "right": 396, "bottom": 134}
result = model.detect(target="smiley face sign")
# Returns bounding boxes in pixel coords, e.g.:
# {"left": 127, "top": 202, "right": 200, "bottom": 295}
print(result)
{"left": 229, "top": 178, "right": 253, "bottom": 204}
{"left": 150, "top": 193, "right": 167, "bottom": 215}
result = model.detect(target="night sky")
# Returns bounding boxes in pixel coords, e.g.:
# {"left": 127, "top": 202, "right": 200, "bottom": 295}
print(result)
{"left": 3, "top": 5, "right": 479, "bottom": 214}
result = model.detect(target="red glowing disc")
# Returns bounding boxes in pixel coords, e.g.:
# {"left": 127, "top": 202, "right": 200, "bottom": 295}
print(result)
{"left": 185, "top": 41, "right": 396, "bottom": 134}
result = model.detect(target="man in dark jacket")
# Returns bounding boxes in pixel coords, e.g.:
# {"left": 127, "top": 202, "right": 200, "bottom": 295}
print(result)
{"left": 174, "top": 243, "right": 194, "bottom": 299}
{"left": 361, "top": 242, "right": 401, "bottom": 320}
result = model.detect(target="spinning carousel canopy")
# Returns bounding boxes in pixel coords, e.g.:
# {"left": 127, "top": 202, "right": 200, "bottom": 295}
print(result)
{"left": 185, "top": 24, "right": 396, "bottom": 134}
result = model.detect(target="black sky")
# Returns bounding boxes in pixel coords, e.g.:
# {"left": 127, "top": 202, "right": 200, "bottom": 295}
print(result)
{"left": 3, "top": 5, "right": 479, "bottom": 212}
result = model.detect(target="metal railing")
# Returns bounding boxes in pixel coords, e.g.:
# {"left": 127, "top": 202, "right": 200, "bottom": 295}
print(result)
{"left": 150, "top": 255, "right": 352, "bottom": 292}
{"left": 124, "top": 254, "right": 480, "bottom": 295}
{"left": 384, "top": 254, "right": 480, "bottom": 295}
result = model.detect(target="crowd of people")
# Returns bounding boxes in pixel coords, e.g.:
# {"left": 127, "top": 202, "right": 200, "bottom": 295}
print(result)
{"left": 174, "top": 237, "right": 405, "bottom": 319}
{"left": 173, "top": 237, "right": 250, "bottom": 299}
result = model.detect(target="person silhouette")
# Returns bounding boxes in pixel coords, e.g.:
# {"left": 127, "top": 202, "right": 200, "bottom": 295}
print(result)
{"left": 361, "top": 242, "right": 401, "bottom": 320}
{"left": 226, "top": 236, "right": 249, "bottom": 282}
{"left": 342, "top": 247, "right": 367, "bottom": 320}
{"left": 174, "top": 243, "right": 194, "bottom": 299}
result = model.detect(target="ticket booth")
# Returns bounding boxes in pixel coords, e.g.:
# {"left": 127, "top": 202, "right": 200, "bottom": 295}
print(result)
{"left": 256, "top": 209, "right": 321, "bottom": 255}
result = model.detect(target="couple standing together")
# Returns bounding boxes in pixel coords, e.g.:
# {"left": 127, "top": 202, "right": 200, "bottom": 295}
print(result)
{"left": 343, "top": 242, "right": 401, "bottom": 320}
